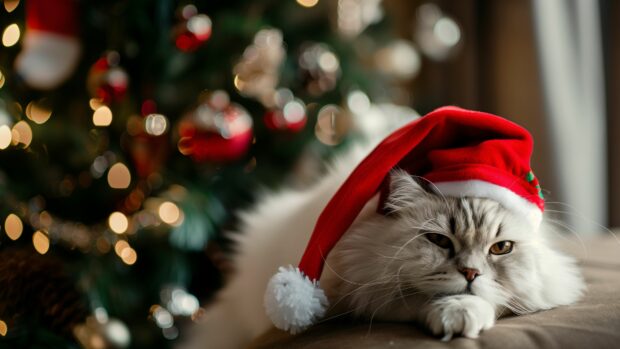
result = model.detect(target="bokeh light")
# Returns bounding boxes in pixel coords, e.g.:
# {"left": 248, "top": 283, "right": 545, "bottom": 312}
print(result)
{"left": 108, "top": 212, "right": 129, "bottom": 234}
{"left": 93, "top": 106, "right": 113, "bottom": 126}
{"left": 3, "top": 0, "right": 19, "bottom": 13}
{"left": 2, "top": 24, "right": 20, "bottom": 47}
{"left": 107, "top": 163, "right": 131, "bottom": 189}
{"left": 0, "top": 319, "right": 6, "bottom": 336}
{"left": 25, "top": 100, "right": 52, "bottom": 124}
{"left": 32, "top": 230, "right": 50, "bottom": 255}
{"left": 144, "top": 113, "right": 168, "bottom": 136}
{"left": 0, "top": 125, "right": 11, "bottom": 149}
{"left": 12, "top": 121, "right": 33, "bottom": 147}
{"left": 158, "top": 201, "right": 182, "bottom": 225}
{"left": 297, "top": 0, "right": 319, "bottom": 8}
{"left": 4, "top": 213, "right": 23, "bottom": 240}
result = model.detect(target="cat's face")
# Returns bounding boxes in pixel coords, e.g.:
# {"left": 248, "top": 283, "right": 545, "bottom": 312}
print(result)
{"left": 325, "top": 170, "right": 559, "bottom": 319}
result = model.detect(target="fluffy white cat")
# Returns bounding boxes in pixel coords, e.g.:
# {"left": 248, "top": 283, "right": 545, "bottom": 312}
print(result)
{"left": 179, "top": 143, "right": 585, "bottom": 349}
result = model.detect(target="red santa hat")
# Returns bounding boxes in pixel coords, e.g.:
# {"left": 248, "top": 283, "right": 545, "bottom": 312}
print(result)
{"left": 264, "top": 106, "right": 544, "bottom": 333}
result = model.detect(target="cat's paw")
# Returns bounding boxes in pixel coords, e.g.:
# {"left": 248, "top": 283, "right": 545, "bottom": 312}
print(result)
{"left": 424, "top": 295, "right": 495, "bottom": 341}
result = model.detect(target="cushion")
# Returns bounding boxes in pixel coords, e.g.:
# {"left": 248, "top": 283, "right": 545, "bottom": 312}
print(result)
{"left": 249, "top": 233, "right": 620, "bottom": 348}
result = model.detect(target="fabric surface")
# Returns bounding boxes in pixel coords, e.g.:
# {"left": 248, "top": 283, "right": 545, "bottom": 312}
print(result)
{"left": 249, "top": 233, "right": 620, "bottom": 349}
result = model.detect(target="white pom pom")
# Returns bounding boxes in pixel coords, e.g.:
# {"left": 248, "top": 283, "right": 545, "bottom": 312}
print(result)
{"left": 264, "top": 265, "right": 329, "bottom": 334}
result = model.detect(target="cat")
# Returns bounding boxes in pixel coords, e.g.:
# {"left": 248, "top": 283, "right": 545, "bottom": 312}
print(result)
{"left": 179, "top": 145, "right": 585, "bottom": 349}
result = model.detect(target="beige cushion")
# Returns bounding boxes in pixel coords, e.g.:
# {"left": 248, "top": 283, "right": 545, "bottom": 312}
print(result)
{"left": 249, "top": 233, "right": 620, "bottom": 348}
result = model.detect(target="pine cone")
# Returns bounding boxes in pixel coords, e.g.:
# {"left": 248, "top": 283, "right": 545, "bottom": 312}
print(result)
{"left": 0, "top": 248, "right": 89, "bottom": 338}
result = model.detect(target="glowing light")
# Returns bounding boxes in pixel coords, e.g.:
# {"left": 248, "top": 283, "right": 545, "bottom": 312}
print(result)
{"left": 32, "top": 230, "right": 50, "bottom": 254}
{"left": 25, "top": 100, "right": 52, "bottom": 124}
{"left": 120, "top": 247, "right": 137, "bottom": 265}
{"left": 0, "top": 319, "right": 6, "bottom": 336}
{"left": 315, "top": 105, "right": 350, "bottom": 146}
{"left": 108, "top": 212, "right": 129, "bottom": 234}
{"left": 4, "top": 214, "right": 23, "bottom": 240}
{"left": 347, "top": 90, "right": 371, "bottom": 114}
{"left": 93, "top": 106, "right": 113, "bottom": 126}
{"left": 107, "top": 163, "right": 131, "bottom": 189}
{"left": 318, "top": 51, "right": 339, "bottom": 73}
{"left": 12, "top": 121, "right": 32, "bottom": 147}
{"left": 114, "top": 240, "right": 130, "bottom": 256}
{"left": 0, "top": 70, "right": 5, "bottom": 89}
{"left": 158, "top": 201, "right": 181, "bottom": 225}
{"left": 152, "top": 306, "right": 174, "bottom": 328}
{"left": 89, "top": 98, "right": 104, "bottom": 111}
{"left": 0, "top": 125, "right": 11, "bottom": 149}
{"left": 2, "top": 24, "right": 20, "bottom": 47}
{"left": 39, "top": 211, "right": 53, "bottom": 228}
{"left": 282, "top": 100, "right": 306, "bottom": 124}
{"left": 297, "top": 0, "right": 319, "bottom": 7}
{"left": 434, "top": 17, "right": 461, "bottom": 47}
{"left": 144, "top": 114, "right": 168, "bottom": 136}
{"left": 3, "top": 0, "right": 19, "bottom": 13}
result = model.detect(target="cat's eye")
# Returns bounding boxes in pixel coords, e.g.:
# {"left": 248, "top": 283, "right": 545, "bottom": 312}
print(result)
{"left": 489, "top": 241, "right": 514, "bottom": 255}
{"left": 425, "top": 233, "right": 453, "bottom": 249}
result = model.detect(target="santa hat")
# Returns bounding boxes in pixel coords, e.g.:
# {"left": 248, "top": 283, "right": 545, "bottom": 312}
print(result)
{"left": 15, "top": 0, "right": 81, "bottom": 90}
{"left": 264, "top": 106, "right": 544, "bottom": 333}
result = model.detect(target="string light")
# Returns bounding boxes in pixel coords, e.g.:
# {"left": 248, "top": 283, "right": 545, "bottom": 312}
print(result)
{"left": 3, "top": 0, "right": 19, "bottom": 13}
{"left": 11, "top": 121, "right": 32, "bottom": 147}
{"left": 108, "top": 212, "right": 129, "bottom": 234}
{"left": 25, "top": 100, "right": 52, "bottom": 124}
{"left": 144, "top": 113, "right": 168, "bottom": 136}
{"left": 120, "top": 247, "right": 137, "bottom": 265}
{"left": 93, "top": 106, "right": 113, "bottom": 126}
{"left": 107, "top": 163, "right": 131, "bottom": 189}
{"left": 114, "top": 240, "right": 130, "bottom": 257}
{"left": 32, "top": 230, "right": 50, "bottom": 254}
{"left": 158, "top": 201, "right": 181, "bottom": 225}
{"left": 4, "top": 213, "right": 23, "bottom": 240}
{"left": 297, "top": 0, "right": 319, "bottom": 8}
{"left": 2, "top": 24, "right": 20, "bottom": 47}
{"left": 0, "top": 125, "right": 11, "bottom": 149}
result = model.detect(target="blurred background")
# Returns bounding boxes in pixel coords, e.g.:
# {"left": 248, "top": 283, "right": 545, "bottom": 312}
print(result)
{"left": 0, "top": 0, "right": 616, "bottom": 348}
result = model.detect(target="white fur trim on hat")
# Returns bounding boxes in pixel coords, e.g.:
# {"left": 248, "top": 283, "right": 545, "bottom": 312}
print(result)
{"left": 264, "top": 265, "right": 329, "bottom": 334}
{"left": 432, "top": 180, "right": 543, "bottom": 228}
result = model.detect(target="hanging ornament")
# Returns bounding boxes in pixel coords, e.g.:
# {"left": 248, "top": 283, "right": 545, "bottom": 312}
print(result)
{"left": 414, "top": 3, "right": 462, "bottom": 61}
{"left": 330, "top": 0, "right": 384, "bottom": 38}
{"left": 173, "top": 4, "right": 212, "bottom": 52}
{"left": 233, "top": 28, "right": 285, "bottom": 106}
{"left": 87, "top": 52, "right": 129, "bottom": 104}
{"left": 14, "top": 0, "right": 81, "bottom": 90}
{"left": 177, "top": 91, "right": 253, "bottom": 162}
{"left": 298, "top": 43, "right": 341, "bottom": 96}
{"left": 126, "top": 101, "right": 169, "bottom": 179}
{"left": 263, "top": 89, "right": 307, "bottom": 133}
{"left": 314, "top": 104, "right": 352, "bottom": 146}
{"left": 374, "top": 40, "right": 422, "bottom": 80}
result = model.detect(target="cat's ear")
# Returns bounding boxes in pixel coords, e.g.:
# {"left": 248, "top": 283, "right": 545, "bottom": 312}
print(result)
{"left": 385, "top": 169, "right": 433, "bottom": 213}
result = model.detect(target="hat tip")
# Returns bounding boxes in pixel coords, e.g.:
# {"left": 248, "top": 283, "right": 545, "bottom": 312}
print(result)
{"left": 264, "top": 265, "right": 329, "bottom": 334}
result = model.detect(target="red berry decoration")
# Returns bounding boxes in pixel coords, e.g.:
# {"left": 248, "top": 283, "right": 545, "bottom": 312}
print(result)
{"left": 174, "top": 5, "right": 212, "bottom": 52}
{"left": 178, "top": 92, "right": 253, "bottom": 162}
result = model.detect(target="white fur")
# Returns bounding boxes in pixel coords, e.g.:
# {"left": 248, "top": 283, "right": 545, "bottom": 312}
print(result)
{"left": 433, "top": 180, "right": 543, "bottom": 228}
{"left": 264, "top": 266, "right": 328, "bottom": 334}
{"left": 179, "top": 148, "right": 585, "bottom": 349}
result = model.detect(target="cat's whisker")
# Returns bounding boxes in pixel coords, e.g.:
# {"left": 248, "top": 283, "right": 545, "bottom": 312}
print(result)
{"left": 544, "top": 217, "right": 589, "bottom": 258}
{"left": 544, "top": 204, "right": 620, "bottom": 247}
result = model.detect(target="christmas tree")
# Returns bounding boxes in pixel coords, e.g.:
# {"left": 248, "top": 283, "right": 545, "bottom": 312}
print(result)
{"left": 0, "top": 0, "right": 462, "bottom": 347}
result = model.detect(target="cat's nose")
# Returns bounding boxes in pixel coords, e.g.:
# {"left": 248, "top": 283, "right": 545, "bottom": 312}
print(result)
{"left": 458, "top": 267, "right": 481, "bottom": 282}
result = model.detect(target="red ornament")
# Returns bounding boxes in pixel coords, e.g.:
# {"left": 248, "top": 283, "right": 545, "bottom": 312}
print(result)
{"left": 178, "top": 102, "right": 253, "bottom": 162}
{"left": 263, "top": 99, "right": 307, "bottom": 133}
{"left": 174, "top": 5, "right": 212, "bottom": 52}
{"left": 87, "top": 53, "right": 129, "bottom": 104}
